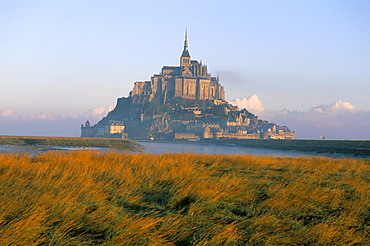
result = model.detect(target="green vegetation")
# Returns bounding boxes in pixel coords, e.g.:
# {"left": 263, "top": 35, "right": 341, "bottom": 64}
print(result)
{"left": 0, "top": 136, "right": 141, "bottom": 152}
{"left": 211, "top": 139, "right": 370, "bottom": 157}
{"left": 144, "top": 99, "right": 170, "bottom": 115}
{"left": 0, "top": 151, "right": 369, "bottom": 245}
{"left": 207, "top": 104, "right": 228, "bottom": 119}
{"left": 168, "top": 98, "right": 229, "bottom": 121}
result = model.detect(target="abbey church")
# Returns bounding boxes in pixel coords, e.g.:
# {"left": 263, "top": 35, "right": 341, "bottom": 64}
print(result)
{"left": 130, "top": 30, "right": 225, "bottom": 106}
{"left": 81, "top": 31, "right": 294, "bottom": 140}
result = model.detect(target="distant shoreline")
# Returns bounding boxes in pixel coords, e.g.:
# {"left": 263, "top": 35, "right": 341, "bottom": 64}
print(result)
{"left": 202, "top": 138, "right": 370, "bottom": 158}
{"left": 134, "top": 138, "right": 370, "bottom": 158}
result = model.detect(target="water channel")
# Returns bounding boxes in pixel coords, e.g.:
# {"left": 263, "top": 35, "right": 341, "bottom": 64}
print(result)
{"left": 0, "top": 141, "right": 350, "bottom": 158}
{"left": 136, "top": 141, "right": 323, "bottom": 157}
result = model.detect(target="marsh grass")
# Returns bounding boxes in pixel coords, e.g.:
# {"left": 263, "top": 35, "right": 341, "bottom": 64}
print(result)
{"left": 0, "top": 136, "right": 141, "bottom": 152}
{"left": 0, "top": 152, "right": 369, "bottom": 245}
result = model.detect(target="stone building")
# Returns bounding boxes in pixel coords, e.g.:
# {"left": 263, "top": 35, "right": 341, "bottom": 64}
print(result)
{"left": 130, "top": 30, "right": 225, "bottom": 105}
{"left": 81, "top": 120, "right": 127, "bottom": 138}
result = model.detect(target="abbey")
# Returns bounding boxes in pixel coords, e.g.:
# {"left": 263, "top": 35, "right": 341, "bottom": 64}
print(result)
{"left": 130, "top": 30, "right": 225, "bottom": 105}
{"left": 81, "top": 31, "right": 294, "bottom": 140}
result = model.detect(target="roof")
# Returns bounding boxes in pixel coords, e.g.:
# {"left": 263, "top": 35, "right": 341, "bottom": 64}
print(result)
{"left": 181, "top": 49, "right": 191, "bottom": 57}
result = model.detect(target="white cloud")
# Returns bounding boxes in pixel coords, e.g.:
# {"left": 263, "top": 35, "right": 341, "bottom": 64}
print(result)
{"left": 311, "top": 100, "right": 355, "bottom": 114}
{"left": 85, "top": 105, "right": 115, "bottom": 118}
{"left": 231, "top": 94, "right": 265, "bottom": 114}
{"left": 0, "top": 109, "right": 13, "bottom": 117}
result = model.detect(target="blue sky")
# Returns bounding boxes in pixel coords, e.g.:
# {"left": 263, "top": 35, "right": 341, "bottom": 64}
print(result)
{"left": 1, "top": 0, "right": 370, "bottom": 139}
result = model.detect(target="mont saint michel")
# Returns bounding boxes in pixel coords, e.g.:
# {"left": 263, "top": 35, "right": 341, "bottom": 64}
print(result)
{"left": 81, "top": 32, "right": 294, "bottom": 140}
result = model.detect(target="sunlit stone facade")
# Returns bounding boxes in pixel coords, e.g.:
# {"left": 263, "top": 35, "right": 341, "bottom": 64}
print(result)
{"left": 130, "top": 30, "right": 225, "bottom": 104}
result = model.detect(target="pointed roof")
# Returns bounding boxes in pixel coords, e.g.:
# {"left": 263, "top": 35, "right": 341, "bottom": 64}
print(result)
{"left": 181, "top": 29, "right": 191, "bottom": 58}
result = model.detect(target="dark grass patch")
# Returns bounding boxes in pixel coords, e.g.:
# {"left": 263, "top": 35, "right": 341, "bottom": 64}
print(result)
{"left": 0, "top": 136, "right": 142, "bottom": 152}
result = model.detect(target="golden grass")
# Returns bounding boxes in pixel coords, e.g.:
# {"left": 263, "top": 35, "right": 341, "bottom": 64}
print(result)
{"left": 0, "top": 151, "right": 369, "bottom": 245}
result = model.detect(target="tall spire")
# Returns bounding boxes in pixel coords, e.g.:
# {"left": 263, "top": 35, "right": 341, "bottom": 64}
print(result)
{"left": 181, "top": 28, "right": 190, "bottom": 58}
{"left": 184, "top": 28, "right": 188, "bottom": 51}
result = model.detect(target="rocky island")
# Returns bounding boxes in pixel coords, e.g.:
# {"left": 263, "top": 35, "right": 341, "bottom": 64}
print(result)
{"left": 81, "top": 31, "right": 294, "bottom": 140}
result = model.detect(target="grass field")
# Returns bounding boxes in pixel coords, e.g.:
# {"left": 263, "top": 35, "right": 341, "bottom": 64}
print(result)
{"left": 0, "top": 151, "right": 369, "bottom": 245}
{"left": 0, "top": 136, "right": 141, "bottom": 152}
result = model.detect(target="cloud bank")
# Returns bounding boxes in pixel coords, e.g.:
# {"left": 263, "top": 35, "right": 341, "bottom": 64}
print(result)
{"left": 0, "top": 105, "right": 115, "bottom": 137}
{"left": 231, "top": 96, "right": 370, "bottom": 140}
{"left": 265, "top": 101, "right": 370, "bottom": 140}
